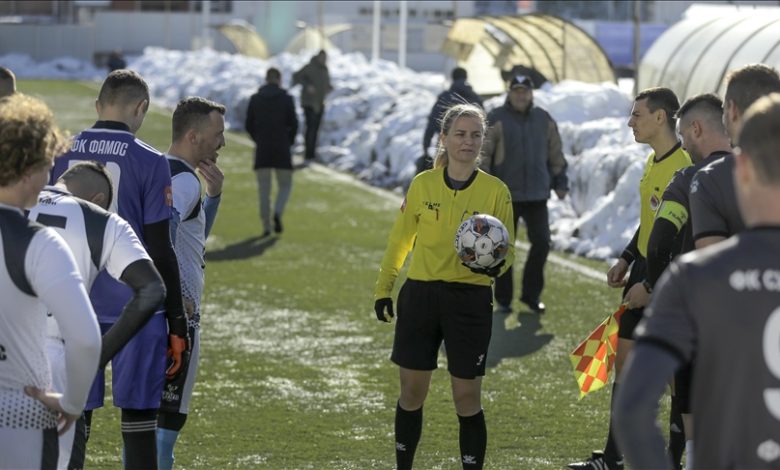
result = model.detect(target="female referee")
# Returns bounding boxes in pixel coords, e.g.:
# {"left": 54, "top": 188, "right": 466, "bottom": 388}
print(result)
{"left": 373, "top": 103, "right": 515, "bottom": 470}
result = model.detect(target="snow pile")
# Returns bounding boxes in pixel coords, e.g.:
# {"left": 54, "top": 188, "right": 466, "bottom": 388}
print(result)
{"left": 2, "top": 48, "right": 653, "bottom": 259}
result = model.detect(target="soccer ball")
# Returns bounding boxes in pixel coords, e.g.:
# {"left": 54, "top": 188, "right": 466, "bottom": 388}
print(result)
{"left": 454, "top": 214, "right": 510, "bottom": 269}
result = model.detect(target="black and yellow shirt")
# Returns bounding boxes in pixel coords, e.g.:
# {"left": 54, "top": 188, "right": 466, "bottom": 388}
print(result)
{"left": 374, "top": 167, "right": 515, "bottom": 299}
{"left": 637, "top": 143, "right": 691, "bottom": 257}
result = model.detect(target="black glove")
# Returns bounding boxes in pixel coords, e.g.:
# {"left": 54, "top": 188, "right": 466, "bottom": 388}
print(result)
{"left": 462, "top": 259, "right": 506, "bottom": 278}
{"left": 374, "top": 298, "right": 394, "bottom": 322}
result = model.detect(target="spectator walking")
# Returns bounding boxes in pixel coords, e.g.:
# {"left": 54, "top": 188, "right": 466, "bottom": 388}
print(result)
{"left": 107, "top": 50, "right": 127, "bottom": 73}
{"left": 245, "top": 68, "right": 299, "bottom": 236}
{"left": 481, "top": 74, "right": 569, "bottom": 314}
{"left": 418, "top": 67, "right": 483, "bottom": 174}
{"left": 292, "top": 50, "right": 332, "bottom": 163}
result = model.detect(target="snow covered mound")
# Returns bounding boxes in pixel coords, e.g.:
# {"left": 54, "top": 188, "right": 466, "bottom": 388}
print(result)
{"left": 2, "top": 48, "right": 652, "bottom": 259}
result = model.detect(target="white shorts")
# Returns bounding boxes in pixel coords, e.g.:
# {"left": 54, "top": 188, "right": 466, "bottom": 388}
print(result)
{"left": 46, "top": 337, "right": 75, "bottom": 470}
{"left": 0, "top": 426, "right": 58, "bottom": 469}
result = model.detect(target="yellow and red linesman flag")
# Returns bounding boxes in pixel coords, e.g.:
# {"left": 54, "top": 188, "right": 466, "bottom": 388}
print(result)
{"left": 569, "top": 305, "right": 626, "bottom": 399}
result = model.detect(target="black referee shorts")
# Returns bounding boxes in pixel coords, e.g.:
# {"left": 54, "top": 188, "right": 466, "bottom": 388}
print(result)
{"left": 619, "top": 256, "right": 646, "bottom": 340}
{"left": 391, "top": 279, "right": 493, "bottom": 379}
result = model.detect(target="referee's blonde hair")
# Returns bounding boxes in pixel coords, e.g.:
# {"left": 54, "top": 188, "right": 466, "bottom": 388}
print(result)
{"left": 433, "top": 103, "right": 486, "bottom": 169}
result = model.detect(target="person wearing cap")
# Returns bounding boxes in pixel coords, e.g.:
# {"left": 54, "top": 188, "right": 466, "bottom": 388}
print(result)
{"left": 481, "top": 74, "right": 568, "bottom": 314}
{"left": 418, "top": 67, "right": 483, "bottom": 174}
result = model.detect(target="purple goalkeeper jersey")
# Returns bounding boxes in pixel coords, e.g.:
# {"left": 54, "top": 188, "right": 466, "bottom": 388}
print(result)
{"left": 50, "top": 121, "right": 172, "bottom": 322}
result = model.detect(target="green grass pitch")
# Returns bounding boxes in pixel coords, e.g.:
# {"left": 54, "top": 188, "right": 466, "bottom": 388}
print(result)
{"left": 18, "top": 79, "right": 665, "bottom": 469}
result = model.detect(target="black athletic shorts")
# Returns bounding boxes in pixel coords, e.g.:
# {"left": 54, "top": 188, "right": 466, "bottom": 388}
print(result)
{"left": 391, "top": 279, "right": 493, "bottom": 379}
{"left": 619, "top": 256, "right": 646, "bottom": 339}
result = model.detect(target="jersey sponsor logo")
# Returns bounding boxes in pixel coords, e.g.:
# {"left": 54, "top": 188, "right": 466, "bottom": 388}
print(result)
{"left": 729, "top": 269, "right": 780, "bottom": 292}
{"left": 161, "top": 383, "right": 181, "bottom": 403}
{"left": 165, "top": 186, "right": 173, "bottom": 207}
{"left": 757, "top": 439, "right": 780, "bottom": 463}
{"left": 38, "top": 195, "right": 56, "bottom": 205}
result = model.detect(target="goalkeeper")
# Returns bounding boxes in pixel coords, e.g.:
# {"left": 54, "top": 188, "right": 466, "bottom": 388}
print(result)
{"left": 373, "top": 103, "right": 514, "bottom": 470}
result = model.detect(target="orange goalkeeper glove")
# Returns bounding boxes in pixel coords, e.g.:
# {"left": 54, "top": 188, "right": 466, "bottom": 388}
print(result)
{"left": 165, "top": 334, "right": 188, "bottom": 379}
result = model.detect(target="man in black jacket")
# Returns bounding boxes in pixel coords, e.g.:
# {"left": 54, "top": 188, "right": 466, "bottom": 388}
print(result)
{"left": 245, "top": 67, "right": 299, "bottom": 237}
{"left": 418, "top": 67, "right": 483, "bottom": 173}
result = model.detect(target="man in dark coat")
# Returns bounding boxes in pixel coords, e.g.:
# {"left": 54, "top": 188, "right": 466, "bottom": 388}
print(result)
{"left": 418, "top": 67, "right": 483, "bottom": 173}
{"left": 245, "top": 67, "right": 299, "bottom": 236}
{"left": 481, "top": 74, "right": 569, "bottom": 314}
{"left": 292, "top": 50, "right": 332, "bottom": 162}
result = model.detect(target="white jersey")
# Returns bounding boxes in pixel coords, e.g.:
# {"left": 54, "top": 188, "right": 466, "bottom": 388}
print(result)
{"left": 167, "top": 156, "right": 206, "bottom": 326}
{"left": 0, "top": 205, "right": 100, "bottom": 429}
{"left": 26, "top": 187, "right": 150, "bottom": 339}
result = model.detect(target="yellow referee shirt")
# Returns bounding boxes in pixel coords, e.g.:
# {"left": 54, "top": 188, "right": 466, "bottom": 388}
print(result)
{"left": 374, "top": 167, "right": 515, "bottom": 299}
{"left": 637, "top": 143, "right": 691, "bottom": 257}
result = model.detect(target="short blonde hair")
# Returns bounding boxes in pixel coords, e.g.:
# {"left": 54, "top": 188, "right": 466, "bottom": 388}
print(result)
{"left": 0, "top": 93, "right": 69, "bottom": 186}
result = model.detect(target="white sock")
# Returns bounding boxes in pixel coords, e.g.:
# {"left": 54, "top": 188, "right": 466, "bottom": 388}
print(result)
{"left": 685, "top": 440, "right": 694, "bottom": 469}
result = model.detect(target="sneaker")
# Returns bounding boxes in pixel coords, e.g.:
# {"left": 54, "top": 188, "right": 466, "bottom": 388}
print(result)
{"left": 521, "top": 297, "right": 545, "bottom": 313}
{"left": 568, "top": 451, "right": 623, "bottom": 470}
{"left": 273, "top": 214, "right": 283, "bottom": 233}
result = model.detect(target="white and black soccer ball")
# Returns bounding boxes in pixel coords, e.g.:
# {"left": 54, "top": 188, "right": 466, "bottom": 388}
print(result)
{"left": 454, "top": 214, "right": 510, "bottom": 269}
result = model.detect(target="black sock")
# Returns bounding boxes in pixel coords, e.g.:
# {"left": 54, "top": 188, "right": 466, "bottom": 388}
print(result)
{"left": 395, "top": 402, "right": 423, "bottom": 470}
{"left": 458, "top": 410, "right": 486, "bottom": 470}
{"left": 68, "top": 410, "right": 92, "bottom": 470}
{"left": 157, "top": 410, "right": 188, "bottom": 432}
{"left": 603, "top": 383, "right": 622, "bottom": 464}
{"left": 121, "top": 408, "right": 158, "bottom": 470}
{"left": 668, "top": 395, "right": 685, "bottom": 470}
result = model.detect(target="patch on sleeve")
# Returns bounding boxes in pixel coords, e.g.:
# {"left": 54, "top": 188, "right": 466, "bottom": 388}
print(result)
{"left": 165, "top": 186, "right": 173, "bottom": 207}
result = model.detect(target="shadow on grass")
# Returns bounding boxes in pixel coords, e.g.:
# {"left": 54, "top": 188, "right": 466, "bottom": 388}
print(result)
{"left": 207, "top": 235, "right": 278, "bottom": 261}
{"left": 486, "top": 311, "right": 553, "bottom": 368}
